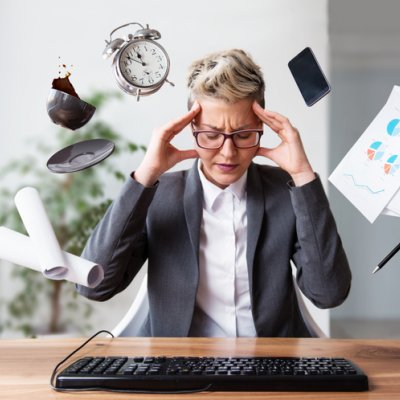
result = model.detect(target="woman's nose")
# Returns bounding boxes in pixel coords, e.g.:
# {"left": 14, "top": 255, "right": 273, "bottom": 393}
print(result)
{"left": 219, "top": 135, "right": 237, "bottom": 157}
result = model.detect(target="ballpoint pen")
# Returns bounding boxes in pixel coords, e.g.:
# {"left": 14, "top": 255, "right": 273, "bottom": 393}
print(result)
{"left": 372, "top": 241, "right": 400, "bottom": 274}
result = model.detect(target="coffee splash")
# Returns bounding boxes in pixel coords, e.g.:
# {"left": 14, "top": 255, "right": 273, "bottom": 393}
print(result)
{"left": 52, "top": 58, "right": 80, "bottom": 98}
{"left": 52, "top": 76, "right": 80, "bottom": 98}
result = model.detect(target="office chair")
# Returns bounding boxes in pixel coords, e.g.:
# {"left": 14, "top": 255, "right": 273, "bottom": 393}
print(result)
{"left": 111, "top": 272, "right": 149, "bottom": 337}
{"left": 112, "top": 269, "right": 329, "bottom": 338}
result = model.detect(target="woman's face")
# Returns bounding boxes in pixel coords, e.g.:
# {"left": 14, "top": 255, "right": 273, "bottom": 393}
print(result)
{"left": 193, "top": 97, "right": 262, "bottom": 189}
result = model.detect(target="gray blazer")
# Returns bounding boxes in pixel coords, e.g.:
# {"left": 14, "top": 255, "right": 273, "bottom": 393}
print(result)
{"left": 78, "top": 161, "right": 351, "bottom": 337}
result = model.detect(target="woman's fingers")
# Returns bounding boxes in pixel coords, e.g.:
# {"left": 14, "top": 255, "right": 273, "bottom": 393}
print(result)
{"left": 252, "top": 101, "right": 297, "bottom": 138}
{"left": 162, "top": 102, "right": 201, "bottom": 140}
{"left": 255, "top": 104, "right": 289, "bottom": 123}
{"left": 253, "top": 102, "right": 282, "bottom": 131}
{"left": 256, "top": 146, "right": 273, "bottom": 158}
{"left": 252, "top": 101, "right": 291, "bottom": 125}
{"left": 178, "top": 149, "right": 199, "bottom": 162}
{"left": 262, "top": 116, "right": 283, "bottom": 133}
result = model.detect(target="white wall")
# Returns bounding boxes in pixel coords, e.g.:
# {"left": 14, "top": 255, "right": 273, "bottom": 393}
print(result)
{"left": 0, "top": 0, "right": 330, "bottom": 336}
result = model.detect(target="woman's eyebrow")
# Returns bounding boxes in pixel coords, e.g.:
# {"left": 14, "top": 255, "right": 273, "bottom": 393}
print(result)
{"left": 199, "top": 122, "right": 254, "bottom": 131}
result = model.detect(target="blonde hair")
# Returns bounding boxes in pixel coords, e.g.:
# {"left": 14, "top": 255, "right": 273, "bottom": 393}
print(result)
{"left": 187, "top": 49, "right": 265, "bottom": 108}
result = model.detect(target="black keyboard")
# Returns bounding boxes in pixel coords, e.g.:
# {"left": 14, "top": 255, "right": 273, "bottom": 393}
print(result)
{"left": 55, "top": 355, "right": 369, "bottom": 392}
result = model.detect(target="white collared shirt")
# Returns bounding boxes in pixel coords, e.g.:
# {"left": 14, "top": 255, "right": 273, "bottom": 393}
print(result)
{"left": 189, "top": 163, "right": 257, "bottom": 337}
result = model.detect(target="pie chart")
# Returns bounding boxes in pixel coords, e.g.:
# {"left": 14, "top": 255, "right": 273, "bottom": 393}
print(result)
{"left": 387, "top": 119, "right": 400, "bottom": 136}
{"left": 367, "top": 141, "right": 384, "bottom": 160}
{"left": 384, "top": 154, "right": 400, "bottom": 175}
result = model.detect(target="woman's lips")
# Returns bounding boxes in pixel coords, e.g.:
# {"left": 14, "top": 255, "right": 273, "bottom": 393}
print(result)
{"left": 216, "top": 163, "right": 239, "bottom": 172}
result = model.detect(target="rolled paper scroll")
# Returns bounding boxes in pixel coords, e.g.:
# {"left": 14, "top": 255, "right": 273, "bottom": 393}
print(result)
{"left": 0, "top": 226, "right": 104, "bottom": 288}
{"left": 14, "top": 187, "right": 68, "bottom": 279}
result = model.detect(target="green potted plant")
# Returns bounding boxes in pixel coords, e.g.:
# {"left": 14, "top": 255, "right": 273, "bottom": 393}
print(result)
{"left": 0, "top": 90, "right": 145, "bottom": 337}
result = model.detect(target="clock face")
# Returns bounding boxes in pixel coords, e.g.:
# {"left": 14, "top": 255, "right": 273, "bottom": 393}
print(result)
{"left": 118, "top": 40, "right": 169, "bottom": 88}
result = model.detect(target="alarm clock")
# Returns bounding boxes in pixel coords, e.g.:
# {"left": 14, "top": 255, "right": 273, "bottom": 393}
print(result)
{"left": 103, "top": 22, "right": 174, "bottom": 101}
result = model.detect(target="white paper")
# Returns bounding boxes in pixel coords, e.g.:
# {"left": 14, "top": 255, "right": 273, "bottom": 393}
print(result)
{"left": 329, "top": 86, "right": 400, "bottom": 223}
{"left": 0, "top": 226, "right": 104, "bottom": 288}
{"left": 382, "top": 207, "right": 400, "bottom": 217}
{"left": 385, "top": 187, "right": 400, "bottom": 215}
{"left": 14, "top": 186, "right": 68, "bottom": 278}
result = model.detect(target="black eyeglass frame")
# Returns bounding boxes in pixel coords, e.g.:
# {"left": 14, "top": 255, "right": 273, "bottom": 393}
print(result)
{"left": 191, "top": 125, "right": 263, "bottom": 150}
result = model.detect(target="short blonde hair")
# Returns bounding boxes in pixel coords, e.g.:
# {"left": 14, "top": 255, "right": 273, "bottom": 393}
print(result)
{"left": 187, "top": 49, "right": 265, "bottom": 108}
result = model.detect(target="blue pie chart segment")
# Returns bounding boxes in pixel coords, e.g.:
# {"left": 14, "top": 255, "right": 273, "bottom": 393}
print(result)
{"left": 387, "top": 119, "right": 400, "bottom": 136}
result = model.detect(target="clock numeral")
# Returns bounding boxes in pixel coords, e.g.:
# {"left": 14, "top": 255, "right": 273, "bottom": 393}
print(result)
{"left": 156, "top": 55, "right": 162, "bottom": 62}
{"left": 148, "top": 76, "right": 154, "bottom": 84}
{"left": 159, "top": 63, "right": 164, "bottom": 70}
{"left": 125, "top": 68, "right": 132, "bottom": 75}
{"left": 155, "top": 72, "right": 161, "bottom": 79}
{"left": 151, "top": 49, "right": 156, "bottom": 55}
{"left": 139, "top": 78, "right": 144, "bottom": 84}
{"left": 144, "top": 45, "right": 148, "bottom": 52}
{"left": 123, "top": 60, "right": 132, "bottom": 67}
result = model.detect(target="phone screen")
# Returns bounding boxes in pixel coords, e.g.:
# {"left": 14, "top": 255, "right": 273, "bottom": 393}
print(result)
{"left": 288, "top": 47, "right": 331, "bottom": 106}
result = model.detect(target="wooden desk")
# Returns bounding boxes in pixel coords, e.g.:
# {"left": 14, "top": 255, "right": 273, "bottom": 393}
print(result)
{"left": 1, "top": 337, "right": 400, "bottom": 399}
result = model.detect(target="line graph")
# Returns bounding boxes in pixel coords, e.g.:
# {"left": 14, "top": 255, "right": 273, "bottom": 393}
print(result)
{"left": 343, "top": 173, "right": 385, "bottom": 194}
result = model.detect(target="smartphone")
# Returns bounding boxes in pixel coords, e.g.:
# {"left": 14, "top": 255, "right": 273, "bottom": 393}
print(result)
{"left": 288, "top": 47, "right": 331, "bottom": 106}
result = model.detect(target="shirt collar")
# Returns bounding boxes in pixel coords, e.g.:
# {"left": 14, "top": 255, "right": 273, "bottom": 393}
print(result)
{"left": 197, "top": 161, "right": 247, "bottom": 210}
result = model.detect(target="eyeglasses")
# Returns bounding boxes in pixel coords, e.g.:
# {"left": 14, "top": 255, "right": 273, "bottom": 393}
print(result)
{"left": 192, "top": 125, "right": 263, "bottom": 150}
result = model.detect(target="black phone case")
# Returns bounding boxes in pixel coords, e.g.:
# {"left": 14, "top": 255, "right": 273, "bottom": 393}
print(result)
{"left": 288, "top": 47, "right": 331, "bottom": 106}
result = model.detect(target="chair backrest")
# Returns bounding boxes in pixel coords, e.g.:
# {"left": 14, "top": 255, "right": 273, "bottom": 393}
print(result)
{"left": 112, "top": 269, "right": 329, "bottom": 338}
{"left": 291, "top": 262, "right": 329, "bottom": 338}
{"left": 111, "top": 273, "right": 149, "bottom": 337}
{"left": 292, "top": 277, "right": 329, "bottom": 338}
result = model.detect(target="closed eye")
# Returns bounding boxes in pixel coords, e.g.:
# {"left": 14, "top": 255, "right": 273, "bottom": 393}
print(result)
{"left": 203, "top": 132, "right": 221, "bottom": 140}
{"left": 236, "top": 131, "right": 253, "bottom": 139}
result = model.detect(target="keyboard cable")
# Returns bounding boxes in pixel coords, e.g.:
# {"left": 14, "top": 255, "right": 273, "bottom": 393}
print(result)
{"left": 49, "top": 329, "right": 212, "bottom": 394}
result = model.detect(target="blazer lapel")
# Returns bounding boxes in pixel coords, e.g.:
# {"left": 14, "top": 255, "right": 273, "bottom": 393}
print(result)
{"left": 183, "top": 161, "right": 203, "bottom": 266}
{"left": 246, "top": 163, "right": 265, "bottom": 294}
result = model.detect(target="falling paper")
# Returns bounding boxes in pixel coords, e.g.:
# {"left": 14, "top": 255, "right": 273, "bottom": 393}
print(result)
{"left": 14, "top": 186, "right": 68, "bottom": 279}
{"left": 0, "top": 226, "right": 104, "bottom": 288}
{"left": 329, "top": 85, "right": 400, "bottom": 223}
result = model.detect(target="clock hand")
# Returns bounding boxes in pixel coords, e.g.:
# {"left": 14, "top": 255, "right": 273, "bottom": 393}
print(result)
{"left": 134, "top": 50, "right": 146, "bottom": 63}
{"left": 127, "top": 55, "right": 146, "bottom": 66}
{"left": 134, "top": 50, "right": 149, "bottom": 67}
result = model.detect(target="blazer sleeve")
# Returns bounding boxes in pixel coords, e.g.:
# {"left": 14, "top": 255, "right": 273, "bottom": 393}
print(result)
{"left": 289, "top": 176, "right": 352, "bottom": 309}
{"left": 77, "top": 176, "right": 158, "bottom": 301}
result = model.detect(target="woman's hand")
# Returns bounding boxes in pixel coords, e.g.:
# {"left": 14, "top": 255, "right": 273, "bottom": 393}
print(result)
{"left": 252, "top": 102, "right": 316, "bottom": 186}
{"left": 134, "top": 103, "right": 201, "bottom": 187}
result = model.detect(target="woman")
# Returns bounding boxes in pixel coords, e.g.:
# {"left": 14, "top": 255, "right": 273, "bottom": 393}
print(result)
{"left": 78, "top": 49, "right": 351, "bottom": 337}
